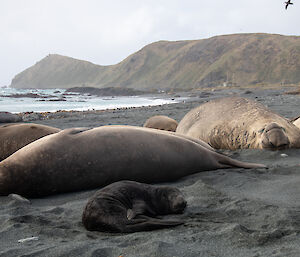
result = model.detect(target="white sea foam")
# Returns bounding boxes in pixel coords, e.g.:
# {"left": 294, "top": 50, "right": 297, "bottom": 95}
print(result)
{"left": 0, "top": 88, "right": 184, "bottom": 113}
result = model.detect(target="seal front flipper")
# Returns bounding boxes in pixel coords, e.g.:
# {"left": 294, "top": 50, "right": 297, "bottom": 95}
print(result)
{"left": 128, "top": 200, "right": 157, "bottom": 219}
{"left": 127, "top": 200, "right": 148, "bottom": 220}
{"left": 127, "top": 209, "right": 135, "bottom": 220}
{"left": 127, "top": 204, "right": 156, "bottom": 220}
{"left": 124, "top": 216, "right": 184, "bottom": 232}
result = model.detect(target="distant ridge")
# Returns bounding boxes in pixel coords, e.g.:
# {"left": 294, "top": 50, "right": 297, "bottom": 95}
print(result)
{"left": 10, "top": 33, "right": 300, "bottom": 90}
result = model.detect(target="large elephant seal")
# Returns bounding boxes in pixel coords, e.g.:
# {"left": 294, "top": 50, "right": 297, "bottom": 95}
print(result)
{"left": 0, "top": 123, "right": 61, "bottom": 161}
{"left": 143, "top": 115, "right": 178, "bottom": 132}
{"left": 82, "top": 180, "right": 186, "bottom": 233}
{"left": 0, "top": 125, "right": 265, "bottom": 197}
{"left": 176, "top": 97, "right": 300, "bottom": 150}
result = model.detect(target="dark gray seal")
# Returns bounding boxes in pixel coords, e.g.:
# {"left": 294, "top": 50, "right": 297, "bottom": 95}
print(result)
{"left": 82, "top": 180, "right": 186, "bottom": 233}
{"left": 143, "top": 115, "right": 178, "bottom": 132}
{"left": 0, "top": 112, "right": 22, "bottom": 123}
{"left": 0, "top": 123, "right": 61, "bottom": 161}
{"left": 177, "top": 97, "right": 300, "bottom": 150}
{"left": 0, "top": 125, "right": 265, "bottom": 197}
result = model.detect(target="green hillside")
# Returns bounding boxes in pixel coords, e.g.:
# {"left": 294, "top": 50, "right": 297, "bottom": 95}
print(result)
{"left": 10, "top": 33, "right": 300, "bottom": 90}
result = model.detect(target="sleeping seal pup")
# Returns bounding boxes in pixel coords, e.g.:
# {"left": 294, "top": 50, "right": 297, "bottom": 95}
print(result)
{"left": 82, "top": 180, "right": 186, "bottom": 233}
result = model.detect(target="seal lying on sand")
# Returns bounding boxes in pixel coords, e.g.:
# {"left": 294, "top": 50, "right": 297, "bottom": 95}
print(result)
{"left": 82, "top": 180, "right": 186, "bottom": 233}
{"left": 0, "top": 125, "right": 265, "bottom": 197}
{"left": 0, "top": 112, "right": 22, "bottom": 123}
{"left": 176, "top": 97, "right": 300, "bottom": 150}
{"left": 143, "top": 115, "right": 178, "bottom": 132}
{"left": 0, "top": 123, "right": 61, "bottom": 161}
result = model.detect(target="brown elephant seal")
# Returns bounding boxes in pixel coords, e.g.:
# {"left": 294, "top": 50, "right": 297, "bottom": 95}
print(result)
{"left": 0, "top": 112, "right": 22, "bottom": 123}
{"left": 176, "top": 97, "right": 300, "bottom": 150}
{"left": 143, "top": 115, "right": 178, "bottom": 132}
{"left": 0, "top": 123, "right": 61, "bottom": 161}
{"left": 82, "top": 180, "right": 186, "bottom": 233}
{"left": 291, "top": 116, "right": 300, "bottom": 129}
{"left": 0, "top": 125, "right": 265, "bottom": 197}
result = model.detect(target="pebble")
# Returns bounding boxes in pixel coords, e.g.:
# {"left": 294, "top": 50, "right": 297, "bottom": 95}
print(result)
{"left": 280, "top": 153, "right": 288, "bottom": 157}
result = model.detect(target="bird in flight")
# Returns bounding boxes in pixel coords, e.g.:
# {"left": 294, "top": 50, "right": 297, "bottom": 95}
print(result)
{"left": 285, "top": 0, "right": 294, "bottom": 9}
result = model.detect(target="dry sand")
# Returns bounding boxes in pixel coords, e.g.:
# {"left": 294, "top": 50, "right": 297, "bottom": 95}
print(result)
{"left": 1, "top": 87, "right": 300, "bottom": 257}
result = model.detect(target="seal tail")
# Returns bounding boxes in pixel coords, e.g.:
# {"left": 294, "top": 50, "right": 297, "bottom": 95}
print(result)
{"left": 217, "top": 153, "right": 267, "bottom": 169}
{"left": 124, "top": 216, "right": 183, "bottom": 232}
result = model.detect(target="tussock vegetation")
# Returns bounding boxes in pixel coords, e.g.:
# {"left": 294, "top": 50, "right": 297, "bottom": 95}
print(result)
{"left": 11, "top": 33, "right": 300, "bottom": 90}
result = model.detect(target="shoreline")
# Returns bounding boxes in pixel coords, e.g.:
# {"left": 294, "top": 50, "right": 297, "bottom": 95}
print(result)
{"left": 3, "top": 83, "right": 298, "bottom": 116}
{"left": 1, "top": 86, "right": 300, "bottom": 256}
{"left": 17, "top": 100, "right": 186, "bottom": 123}
{"left": 15, "top": 85, "right": 298, "bottom": 124}
{"left": 1, "top": 87, "right": 186, "bottom": 114}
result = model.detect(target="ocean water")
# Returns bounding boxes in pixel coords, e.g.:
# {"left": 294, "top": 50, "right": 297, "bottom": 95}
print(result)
{"left": 0, "top": 88, "right": 183, "bottom": 113}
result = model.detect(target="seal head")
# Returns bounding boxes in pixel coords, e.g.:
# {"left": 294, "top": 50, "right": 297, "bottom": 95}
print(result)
{"left": 154, "top": 186, "right": 186, "bottom": 214}
{"left": 260, "top": 122, "right": 290, "bottom": 150}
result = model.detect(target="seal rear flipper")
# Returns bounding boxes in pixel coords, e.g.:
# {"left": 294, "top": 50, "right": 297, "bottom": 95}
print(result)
{"left": 220, "top": 159, "right": 267, "bottom": 169}
{"left": 123, "top": 216, "right": 184, "bottom": 232}
{"left": 216, "top": 152, "right": 267, "bottom": 169}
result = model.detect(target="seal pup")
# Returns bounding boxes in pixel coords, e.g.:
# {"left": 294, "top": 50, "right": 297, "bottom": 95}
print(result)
{"left": 82, "top": 180, "right": 186, "bottom": 233}
{"left": 0, "top": 125, "right": 265, "bottom": 197}
{"left": 143, "top": 115, "right": 178, "bottom": 132}
{"left": 0, "top": 123, "right": 61, "bottom": 160}
{"left": 176, "top": 97, "right": 300, "bottom": 150}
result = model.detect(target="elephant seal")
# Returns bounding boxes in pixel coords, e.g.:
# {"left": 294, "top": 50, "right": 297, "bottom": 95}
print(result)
{"left": 82, "top": 180, "right": 186, "bottom": 233}
{"left": 0, "top": 112, "right": 22, "bottom": 123}
{"left": 177, "top": 97, "right": 300, "bottom": 150}
{"left": 0, "top": 123, "right": 61, "bottom": 161}
{"left": 0, "top": 125, "right": 265, "bottom": 197}
{"left": 143, "top": 115, "right": 178, "bottom": 132}
{"left": 291, "top": 116, "right": 300, "bottom": 129}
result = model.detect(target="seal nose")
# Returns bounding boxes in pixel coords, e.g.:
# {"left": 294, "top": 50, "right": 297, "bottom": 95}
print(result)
{"left": 173, "top": 196, "right": 187, "bottom": 212}
{"left": 268, "top": 131, "right": 289, "bottom": 149}
{"left": 261, "top": 123, "right": 290, "bottom": 150}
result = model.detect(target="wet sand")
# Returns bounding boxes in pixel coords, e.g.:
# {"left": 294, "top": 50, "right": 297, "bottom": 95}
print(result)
{"left": 1, "top": 86, "right": 300, "bottom": 257}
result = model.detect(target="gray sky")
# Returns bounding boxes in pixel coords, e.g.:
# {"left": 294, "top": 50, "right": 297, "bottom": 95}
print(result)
{"left": 0, "top": 0, "right": 299, "bottom": 86}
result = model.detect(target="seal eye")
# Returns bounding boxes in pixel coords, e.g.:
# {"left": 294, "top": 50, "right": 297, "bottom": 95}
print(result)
{"left": 258, "top": 128, "right": 265, "bottom": 134}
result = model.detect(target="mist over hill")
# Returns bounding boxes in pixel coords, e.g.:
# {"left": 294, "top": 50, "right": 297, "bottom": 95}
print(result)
{"left": 10, "top": 33, "right": 300, "bottom": 90}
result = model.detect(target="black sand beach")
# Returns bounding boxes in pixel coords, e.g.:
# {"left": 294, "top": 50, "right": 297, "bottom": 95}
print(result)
{"left": 1, "top": 86, "right": 300, "bottom": 257}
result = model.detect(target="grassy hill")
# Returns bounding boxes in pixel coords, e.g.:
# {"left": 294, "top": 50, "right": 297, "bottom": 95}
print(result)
{"left": 10, "top": 33, "right": 300, "bottom": 90}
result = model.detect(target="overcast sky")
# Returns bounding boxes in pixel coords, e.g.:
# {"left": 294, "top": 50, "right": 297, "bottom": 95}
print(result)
{"left": 0, "top": 0, "right": 299, "bottom": 86}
